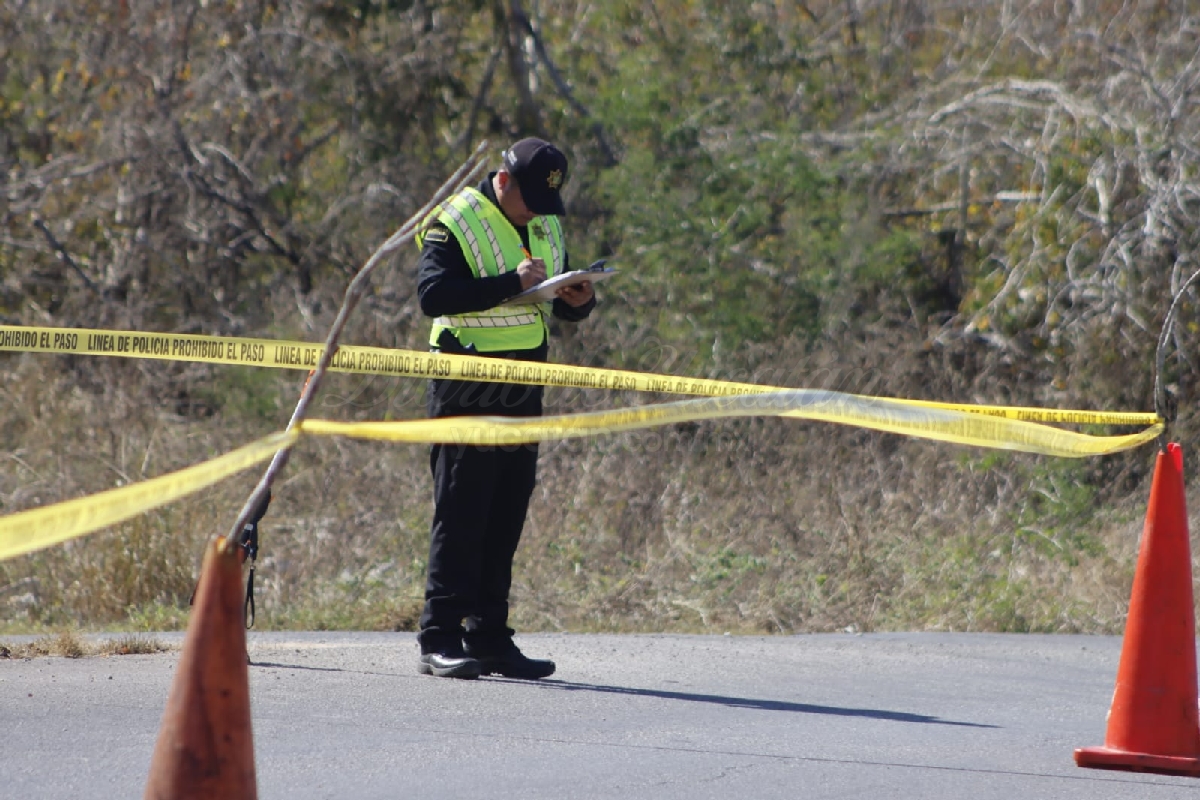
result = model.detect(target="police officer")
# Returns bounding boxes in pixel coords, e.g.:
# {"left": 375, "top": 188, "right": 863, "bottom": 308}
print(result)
{"left": 414, "top": 138, "right": 596, "bottom": 679}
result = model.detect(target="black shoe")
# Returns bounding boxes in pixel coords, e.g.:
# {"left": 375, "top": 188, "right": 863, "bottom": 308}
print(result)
{"left": 418, "top": 652, "right": 482, "bottom": 679}
{"left": 466, "top": 643, "right": 555, "bottom": 680}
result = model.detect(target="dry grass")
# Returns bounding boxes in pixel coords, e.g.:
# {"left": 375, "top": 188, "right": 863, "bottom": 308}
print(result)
{"left": 1, "top": 309, "right": 1194, "bottom": 638}
{"left": 0, "top": 631, "right": 171, "bottom": 659}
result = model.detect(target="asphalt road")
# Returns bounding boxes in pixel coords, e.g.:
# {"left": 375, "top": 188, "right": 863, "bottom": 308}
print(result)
{"left": 3, "top": 631, "right": 1199, "bottom": 799}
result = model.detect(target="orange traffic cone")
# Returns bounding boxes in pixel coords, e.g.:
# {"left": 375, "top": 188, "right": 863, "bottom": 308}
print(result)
{"left": 144, "top": 537, "right": 258, "bottom": 799}
{"left": 1075, "top": 442, "right": 1200, "bottom": 777}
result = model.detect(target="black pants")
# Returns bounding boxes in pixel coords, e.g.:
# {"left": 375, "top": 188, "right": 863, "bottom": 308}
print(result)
{"left": 418, "top": 372, "right": 543, "bottom": 655}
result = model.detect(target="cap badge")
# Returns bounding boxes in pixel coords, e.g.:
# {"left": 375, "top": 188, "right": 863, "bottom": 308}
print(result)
{"left": 547, "top": 169, "right": 563, "bottom": 190}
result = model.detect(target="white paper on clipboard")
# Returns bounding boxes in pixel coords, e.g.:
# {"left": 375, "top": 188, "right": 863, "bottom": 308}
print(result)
{"left": 501, "top": 268, "right": 616, "bottom": 306}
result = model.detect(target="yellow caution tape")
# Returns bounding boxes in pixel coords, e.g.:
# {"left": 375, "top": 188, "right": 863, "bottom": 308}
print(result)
{"left": 0, "top": 431, "right": 297, "bottom": 562}
{"left": 300, "top": 391, "right": 1162, "bottom": 456}
{"left": 0, "top": 392, "right": 1162, "bottom": 564}
{"left": 0, "top": 325, "right": 1160, "bottom": 426}
{"left": 0, "top": 325, "right": 1165, "bottom": 563}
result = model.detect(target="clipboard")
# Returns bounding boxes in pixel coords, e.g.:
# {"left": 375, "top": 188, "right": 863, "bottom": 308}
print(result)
{"left": 502, "top": 259, "right": 616, "bottom": 306}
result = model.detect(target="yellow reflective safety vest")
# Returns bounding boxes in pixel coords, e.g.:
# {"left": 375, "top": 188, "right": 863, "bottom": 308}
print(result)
{"left": 418, "top": 187, "right": 565, "bottom": 352}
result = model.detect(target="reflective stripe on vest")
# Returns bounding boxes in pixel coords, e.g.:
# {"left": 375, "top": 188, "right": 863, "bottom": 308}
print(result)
{"left": 432, "top": 312, "right": 539, "bottom": 329}
{"left": 419, "top": 188, "right": 565, "bottom": 352}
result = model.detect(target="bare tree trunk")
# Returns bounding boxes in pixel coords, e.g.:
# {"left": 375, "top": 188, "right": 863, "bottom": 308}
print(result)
{"left": 493, "top": 0, "right": 542, "bottom": 136}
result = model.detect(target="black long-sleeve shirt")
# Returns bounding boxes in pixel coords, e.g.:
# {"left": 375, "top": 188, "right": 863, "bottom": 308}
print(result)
{"left": 416, "top": 174, "right": 596, "bottom": 337}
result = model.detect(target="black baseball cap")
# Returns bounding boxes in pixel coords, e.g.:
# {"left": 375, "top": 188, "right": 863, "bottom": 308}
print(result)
{"left": 503, "top": 137, "right": 568, "bottom": 216}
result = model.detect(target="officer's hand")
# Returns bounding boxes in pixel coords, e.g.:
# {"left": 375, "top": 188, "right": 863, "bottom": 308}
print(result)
{"left": 517, "top": 257, "right": 547, "bottom": 289}
{"left": 556, "top": 281, "right": 593, "bottom": 306}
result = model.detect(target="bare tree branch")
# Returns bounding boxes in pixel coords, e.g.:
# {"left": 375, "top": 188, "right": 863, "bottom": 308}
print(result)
{"left": 31, "top": 215, "right": 98, "bottom": 294}
{"left": 511, "top": 2, "right": 618, "bottom": 166}
{"left": 224, "top": 140, "right": 493, "bottom": 554}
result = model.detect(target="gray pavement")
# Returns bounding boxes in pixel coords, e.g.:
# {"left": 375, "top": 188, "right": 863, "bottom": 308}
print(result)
{"left": 2, "top": 631, "right": 1199, "bottom": 799}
